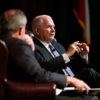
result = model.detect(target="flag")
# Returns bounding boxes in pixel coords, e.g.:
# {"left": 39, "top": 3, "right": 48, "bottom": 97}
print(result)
{"left": 73, "top": 0, "right": 91, "bottom": 45}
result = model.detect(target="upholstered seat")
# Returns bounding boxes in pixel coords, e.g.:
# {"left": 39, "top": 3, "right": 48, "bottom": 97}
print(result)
{"left": 0, "top": 39, "right": 56, "bottom": 100}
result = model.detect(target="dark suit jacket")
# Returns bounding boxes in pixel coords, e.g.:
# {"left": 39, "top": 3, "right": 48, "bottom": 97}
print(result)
{"left": 33, "top": 37, "right": 89, "bottom": 76}
{"left": 2, "top": 35, "right": 66, "bottom": 88}
{"left": 33, "top": 37, "right": 67, "bottom": 72}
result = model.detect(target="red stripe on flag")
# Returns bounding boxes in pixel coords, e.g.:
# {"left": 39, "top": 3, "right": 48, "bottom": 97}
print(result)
{"left": 73, "top": 0, "right": 91, "bottom": 45}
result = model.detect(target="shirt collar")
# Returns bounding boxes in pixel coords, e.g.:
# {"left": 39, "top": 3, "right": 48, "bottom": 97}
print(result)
{"left": 36, "top": 38, "right": 50, "bottom": 48}
{"left": 41, "top": 40, "right": 50, "bottom": 48}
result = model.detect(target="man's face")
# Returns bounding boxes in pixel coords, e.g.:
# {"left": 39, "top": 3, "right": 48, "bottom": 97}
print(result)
{"left": 37, "top": 17, "right": 55, "bottom": 43}
{"left": 17, "top": 26, "right": 26, "bottom": 40}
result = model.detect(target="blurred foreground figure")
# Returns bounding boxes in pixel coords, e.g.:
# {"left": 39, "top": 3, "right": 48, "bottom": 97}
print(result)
{"left": 0, "top": 10, "right": 99, "bottom": 100}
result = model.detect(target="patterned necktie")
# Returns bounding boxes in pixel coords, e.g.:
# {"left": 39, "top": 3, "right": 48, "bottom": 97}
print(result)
{"left": 49, "top": 44, "right": 74, "bottom": 76}
{"left": 49, "top": 44, "right": 60, "bottom": 58}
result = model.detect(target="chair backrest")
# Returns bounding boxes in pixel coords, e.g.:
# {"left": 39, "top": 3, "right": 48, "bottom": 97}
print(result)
{"left": 0, "top": 39, "right": 8, "bottom": 100}
{"left": 0, "top": 39, "right": 56, "bottom": 100}
{"left": 0, "top": 40, "right": 8, "bottom": 83}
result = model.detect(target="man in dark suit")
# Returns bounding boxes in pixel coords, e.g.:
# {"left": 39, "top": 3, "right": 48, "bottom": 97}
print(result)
{"left": 31, "top": 14, "right": 100, "bottom": 89}
{"left": 0, "top": 9, "right": 99, "bottom": 100}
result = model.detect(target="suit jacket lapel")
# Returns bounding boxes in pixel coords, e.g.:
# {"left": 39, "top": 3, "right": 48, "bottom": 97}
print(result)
{"left": 33, "top": 37, "right": 54, "bottom": 59}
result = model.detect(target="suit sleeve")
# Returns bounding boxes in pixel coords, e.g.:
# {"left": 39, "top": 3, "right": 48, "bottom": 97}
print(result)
{"left": 35, "top": 49, "right": 66, "bottom": 72}
{"left": 12, "top": 44, "right": 67, "bottom": 88}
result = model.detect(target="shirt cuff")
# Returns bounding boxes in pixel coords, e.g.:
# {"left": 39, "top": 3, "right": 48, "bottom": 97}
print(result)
{"left": 62, "top": 53, "right": 70, "bottom": 63}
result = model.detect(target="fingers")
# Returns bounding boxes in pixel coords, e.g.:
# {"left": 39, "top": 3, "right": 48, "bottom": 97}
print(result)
{"left": 75, "top": 80, "right": 90, "bottom": 94}
{"left": 69, "top": 77, "right": 91, "bottom": 94}
{"left": 67, "top": 41, "right": 89, "bottom": 57}
{"left": 67, "top": 77, "right": 91, "bottom": 92}
{"left": 71, "top": 41, "right": 81, "bottom": 53}
{"left": 83, "top": 82, "right": 91, "bottom": 94}
{"left": 22, "top": 34, "right": 35, "bottom": 51}
{"left": 71, "top": 41, "right": 89, "bottom": 54}
{"left": 75, "top": 87, "right": 86, "bottom": 92}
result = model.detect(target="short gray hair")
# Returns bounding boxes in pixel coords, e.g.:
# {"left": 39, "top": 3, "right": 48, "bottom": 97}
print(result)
{"left": 0, "top": 9, "right": 27, "bottom": 34}
{"left": 32, "top": 15, "right": 52, "bottom": 34}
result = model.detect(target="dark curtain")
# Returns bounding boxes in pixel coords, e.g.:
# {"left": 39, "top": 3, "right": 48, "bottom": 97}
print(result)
{"left": 89, "top": 0, "right": 100, "bottom": 72}
{"left": 0, "top": 0, "right": 100, "bottom": 72}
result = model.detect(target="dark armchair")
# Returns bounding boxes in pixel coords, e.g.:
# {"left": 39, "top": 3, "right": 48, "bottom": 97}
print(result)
{"left": 0, "top": 39, "right": 56, "bottom": 100}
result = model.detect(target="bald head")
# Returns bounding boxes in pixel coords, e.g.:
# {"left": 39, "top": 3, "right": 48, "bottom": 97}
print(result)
{"left": 32, "top": 15, "right": 55, "bottom": 43}
{"left": 32, "top": 15, "right": 54, "bottom": 33}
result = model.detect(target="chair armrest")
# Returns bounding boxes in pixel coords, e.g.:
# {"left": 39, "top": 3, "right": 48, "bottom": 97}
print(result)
{"left": 4, "top": 80, "right": 56, "bottom": 100}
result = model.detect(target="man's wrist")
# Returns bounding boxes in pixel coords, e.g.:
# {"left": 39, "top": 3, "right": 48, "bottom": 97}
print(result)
{"left": 62, "top": 53, "right": 70, "bottom": 63}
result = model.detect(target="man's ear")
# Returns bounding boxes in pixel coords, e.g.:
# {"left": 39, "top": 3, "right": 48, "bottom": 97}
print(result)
{"left": 18, "top": 26, "right": 23, "bottom": 35}
{"left": 35, "top": 28, "right": 40, "bottom": 35}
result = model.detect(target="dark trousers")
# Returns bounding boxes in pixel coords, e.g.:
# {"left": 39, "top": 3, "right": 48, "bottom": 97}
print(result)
{"left": 56, "top": 95, "right": 99, "bottom": 100}
{"left": 68, "top": 54, "right": 100, "bottom": 88}
{"left": 59, "top": 67, "right": 100, "bottom": 100}
{"left": 56, "top": 90, "right": 100, "bottom": 100}
{"left": 75, "top": 68, "right": 100, "bottom": 88}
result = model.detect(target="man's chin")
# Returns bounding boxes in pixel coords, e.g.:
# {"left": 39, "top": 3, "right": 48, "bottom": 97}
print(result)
{"left": 50, "top": 38, "right": 56, "bottom": 42}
